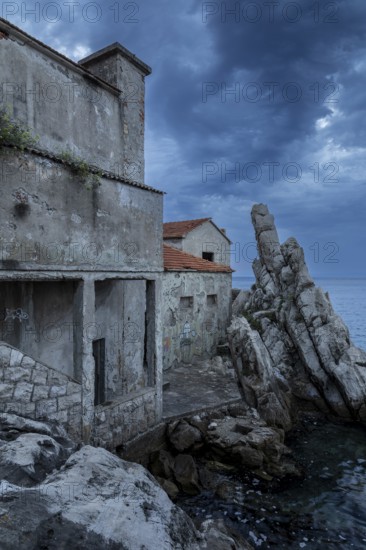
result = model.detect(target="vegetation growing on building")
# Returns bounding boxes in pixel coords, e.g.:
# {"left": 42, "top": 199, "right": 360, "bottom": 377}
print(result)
{"left": 0, "top": 108, "right": 39, "bottom": 150}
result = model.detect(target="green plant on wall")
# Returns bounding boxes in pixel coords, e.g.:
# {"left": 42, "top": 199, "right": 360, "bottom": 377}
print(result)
{"left": 59, "top": 149, "right": 102, "bottom": 189}
{"left": 0, "top": 107, "right": 39, "bottom": 150}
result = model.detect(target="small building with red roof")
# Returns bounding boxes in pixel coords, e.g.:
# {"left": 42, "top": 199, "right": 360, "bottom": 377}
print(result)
{"left": 163, "top": 218, "right": 232, "bottom": 266}
{"left": 162, "top": 222, "right": 233, "bottom": 370}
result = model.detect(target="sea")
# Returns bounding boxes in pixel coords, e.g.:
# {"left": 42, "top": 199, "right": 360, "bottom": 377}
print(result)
{"left": 233, "top": 276, "right": 366, "bottom": 351}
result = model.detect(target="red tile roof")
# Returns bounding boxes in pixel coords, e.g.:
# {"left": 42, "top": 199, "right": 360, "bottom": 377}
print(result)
{"left": 163, "top": 244, "right": 233, "bottom": 273}
{"left": 163, "top": 218, "right": 211, "bottom": 239}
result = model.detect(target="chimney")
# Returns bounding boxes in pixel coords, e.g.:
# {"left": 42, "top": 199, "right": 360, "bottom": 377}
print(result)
{"left": 79, "top": 43, "right": 151, "bottom": 184}
{"left": 220, "top": 228, "right": 226, "bottom": 235}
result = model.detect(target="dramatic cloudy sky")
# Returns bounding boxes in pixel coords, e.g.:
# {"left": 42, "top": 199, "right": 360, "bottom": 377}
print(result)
{"left": 5, "top": 0, "right": 366, "bottom": 277}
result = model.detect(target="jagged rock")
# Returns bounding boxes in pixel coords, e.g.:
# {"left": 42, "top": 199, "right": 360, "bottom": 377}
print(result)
{"left": 229, "top": 204, "right": 366, "bottom": 426}
{"left": 203, "top": 415, "right": 296, "bottom": 476}
{"left": 0, "top": 413, "right": 77, "bottom": 486}
{"left": 0, "top": 433, "right": 73, "bottom": 487}
{"left": 0, "top": 413, "right": 75, "bottom": 448}
{"left": 149, "top": 449, "right": 175, "bottom": 479}
{"left": 168, "top": 420, "right": 203, "bottom": 452}
{"left": 173, "top": 454, "right": 201, "bottom": 495}
{"left": 200, "top": 518, "right": 253, "bottom": 550}
{"left": 232, "top": 289, "right": 251, "bottom": 316}
{"left": 156, "top": 476, "right": 180, "bottom": 500}
{"left": 0, "top": 445, "right": 204, "bottom": 549}
{"left": 228, "top": 317, "right": 293, "bottom": 431}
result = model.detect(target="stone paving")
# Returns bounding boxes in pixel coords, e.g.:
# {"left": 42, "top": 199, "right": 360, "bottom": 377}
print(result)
{"left": 162, "top": 358, "right": 243, "bottom": 419}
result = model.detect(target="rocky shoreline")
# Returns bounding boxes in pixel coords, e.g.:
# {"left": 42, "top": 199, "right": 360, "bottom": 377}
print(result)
{"left": 0, "top": 411, "right": 257, "bottom": 549}
{"left": 147, "top": 402, "right": 300, "bottom": 498}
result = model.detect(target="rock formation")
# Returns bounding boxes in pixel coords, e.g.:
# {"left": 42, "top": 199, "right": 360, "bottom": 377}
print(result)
{"left": 0, "top": 413, "right": 205, "bottom": 549}
{"left": 229, "top": 204, "right": 366, "bottom": 427}
{"left": 0, "top": 412, "right": 252, "bottom": 549}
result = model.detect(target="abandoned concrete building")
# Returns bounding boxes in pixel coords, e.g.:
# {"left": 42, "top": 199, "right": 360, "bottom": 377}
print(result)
{"left": 162, "top": 220, "right": 233, "bottom": 370}
{"left": 0, "top": 18, "right": 163, "bottom": 449}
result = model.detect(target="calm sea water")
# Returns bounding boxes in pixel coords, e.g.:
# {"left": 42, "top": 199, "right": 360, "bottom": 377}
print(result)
{"left": 233, "top": 277, "right": 366, "bottom": 351}
{"left": 179, "top": 421, "right": 366, "bottom": 549}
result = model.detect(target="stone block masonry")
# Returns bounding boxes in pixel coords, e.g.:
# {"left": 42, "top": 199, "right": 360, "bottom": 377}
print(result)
{"left": 92, "top": 388, "right": 158, "bottom": 450}
{"left": 0, "top": 342, "right": 82, "bottom": 440}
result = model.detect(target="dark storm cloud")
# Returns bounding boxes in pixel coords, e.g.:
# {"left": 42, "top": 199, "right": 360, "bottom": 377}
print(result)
{"left": 6, "top": 0, "right": 366, "bottom": 275}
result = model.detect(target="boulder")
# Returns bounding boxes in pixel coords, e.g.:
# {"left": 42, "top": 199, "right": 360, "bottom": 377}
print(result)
{"left": 0, "top": 445, "right": 204, "bottom": 549}
{"left": 168, "top": 420, "right": 203, "bottom": 452}
{"left": 0, "top": 413, "right": 76, "bottom": 486}
{"left": 173, "top": 454, "right": 201, "bottom": 495}
{"left": 0, "top": 432, "right": 73, "bottom": 486}
{"left": 149, "top": 449, "right": 175, "bottom": 479}
{"left": 200, "top": 519, "right": 253, "bottom": 550}
{"left": 155, "top": 476, "right": 180, "bottom": 500}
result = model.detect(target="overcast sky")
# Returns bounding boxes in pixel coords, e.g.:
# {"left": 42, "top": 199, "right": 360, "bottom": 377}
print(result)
{"left": 5, "top": 0, "right": 366, "bottom": 277}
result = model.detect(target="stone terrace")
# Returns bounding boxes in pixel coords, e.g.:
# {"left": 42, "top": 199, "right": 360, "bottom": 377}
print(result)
{"left": 162, "top": 358, "right": 243, "bottom": 419}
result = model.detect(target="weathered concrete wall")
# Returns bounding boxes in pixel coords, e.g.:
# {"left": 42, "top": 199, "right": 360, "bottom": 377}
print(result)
{"left": 182, "top": 221, "right": 231, "bottom": 266}
{"left": 0, "top": 150, "right": 163, "bottom": 272}
{"left": 0, "top": 281, "right": 76, "bottom": 378}
{"left": 0, "top": 25, "right": 147, "bottom": 182}
{"left": 162, "top": 272, "right": 232, "bottom": 370}
{"left": 122, "top": 280, "right": 147, "bottom": 393}
{"left": 0, "top": 342, "right": 82, "bottom": 440}
{"left": 92, "top": 388, "right": 157, "bottom": 450}
{"left": 94, "top": 279, "right": 148, "bottom": 400}
{"left": 80, "top": 45, "right": 150, "bottom": 184}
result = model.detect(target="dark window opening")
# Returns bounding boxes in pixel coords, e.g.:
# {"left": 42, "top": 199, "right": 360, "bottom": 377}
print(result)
{"left": 207, "top": 294, "right": 217, "bottom": 306}
{"left": 180, "top": 296, "right": 193, "bottom": 309}
{"left": 93, "top": 338, "right": 106, "bottom": 406}
{"left": 202, "top": 251, "right": 214, "bottom": 262}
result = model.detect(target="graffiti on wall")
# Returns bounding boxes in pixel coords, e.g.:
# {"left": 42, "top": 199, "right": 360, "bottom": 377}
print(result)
{"left": 4, "top": 308, "right": 29, "bottom": 322}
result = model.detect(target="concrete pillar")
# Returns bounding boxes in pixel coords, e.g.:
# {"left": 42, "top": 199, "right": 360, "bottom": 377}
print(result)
{"left": 146, "top": 277, "right": 162, "bottom": 421}
{"left": 74, "top": 278, "right": 95, "bottom": 443}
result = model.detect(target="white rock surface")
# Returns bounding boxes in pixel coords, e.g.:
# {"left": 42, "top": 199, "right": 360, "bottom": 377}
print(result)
{"left": 1, "top": 445, "right": 205, "bottom": 549}
{"left": 229, "top": 204, "right": 366, "bottom": 425}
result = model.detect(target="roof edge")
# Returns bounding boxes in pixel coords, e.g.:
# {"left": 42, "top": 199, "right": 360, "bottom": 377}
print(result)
{"left": 163, "top": 244, "right": 234, "bottom": 273}
{"left": 1, "top": 144, "right": 164, "bottom": 195}
{"left": 79, "top": 43, "right": 152, "bottom": 76}
{"left": 0, "top": 17, "right": 120, "bottom": 96}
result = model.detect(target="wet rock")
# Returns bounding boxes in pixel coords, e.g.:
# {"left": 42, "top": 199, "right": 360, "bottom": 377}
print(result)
{"left": 149, "top": 449, "right": 175, "bottom": 479}
{"left": 204, "top": 415, "right": 297, "bottom": 476}
{"left": 173, "top": 454, "right": 201, "bottom": 495}
{"left": 156, "top": 476, "right": 180, "bottom": 500}
{"left": 168, "top": 420, "right": 203, "bottom": 452}
{"left": 200, "top": 519, "right": 254, "bottom": 550}
{"left": 232, "top": 445, "right": 264, "bottom": 468}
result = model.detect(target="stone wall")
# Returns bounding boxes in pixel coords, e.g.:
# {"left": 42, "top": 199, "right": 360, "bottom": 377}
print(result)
{"left": 0, "top": 342, "right": 82, "bottom": 440}
{"left": 162, "top": 272, "right": 232, "bottom": 370}
{"left": 92, "top": 388, "right": 157, "bottom": 450}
